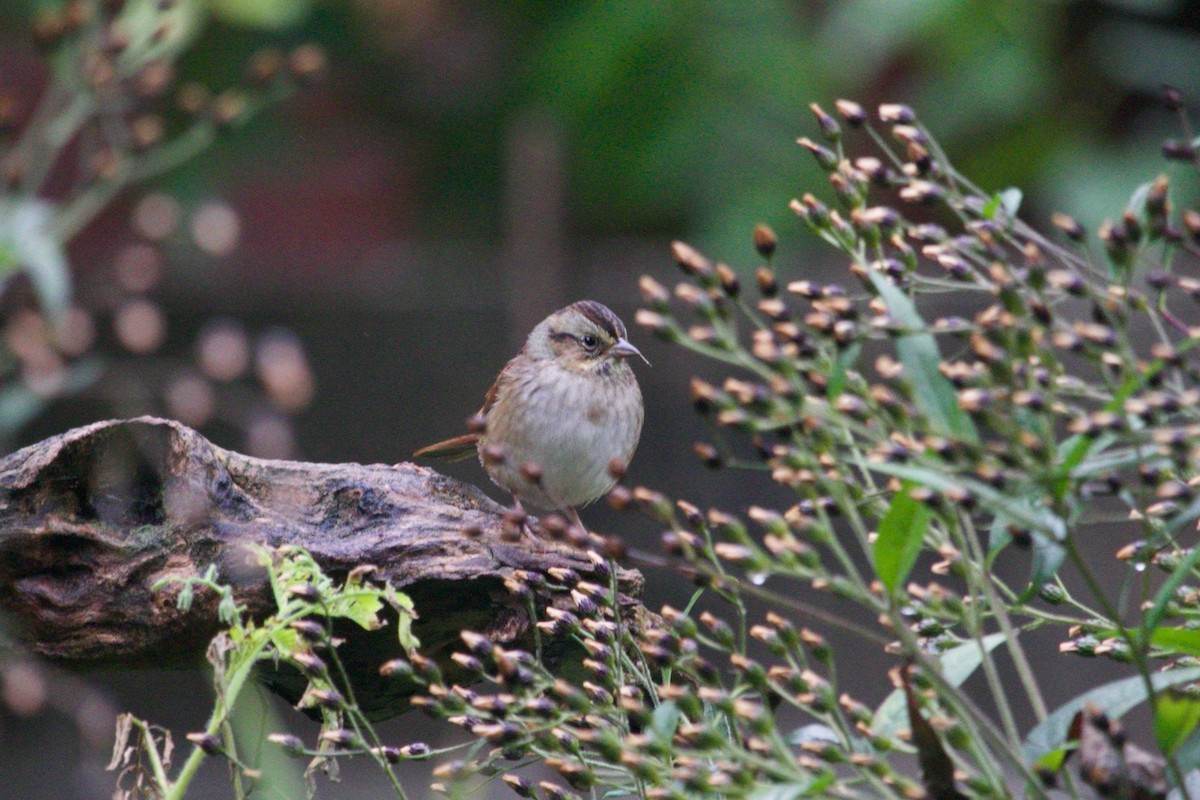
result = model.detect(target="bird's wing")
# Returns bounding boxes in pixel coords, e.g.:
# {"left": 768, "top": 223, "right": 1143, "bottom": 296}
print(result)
{"left": 415, "top": 351, "right": 523, "bottom": 461}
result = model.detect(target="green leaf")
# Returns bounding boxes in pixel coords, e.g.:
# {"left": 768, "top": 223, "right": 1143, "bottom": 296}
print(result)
{"left": 1071, "top": 443, "right": 1168, "bottom": 480}
{"left": 327, "top": 592, "right": 384, "bottom": 631}
{"left": 786, "top": 723, "right": 839, "bottom": 746}
{"left": 1150, "top": 628, "right": 1200, "bottom": 658}
{"left": 747, "top": 771, "right": 836, "bottom": 799}
{"left": 867, "top": 463, "right": 1064, "bottom": 541}
{"left": 867, "top": 272, "right": 979, "bottom": 445}
{"left": 207, "top": 0, "right": 311, "bottom": 29}
{"left": 269, "top": 627, "right": 301, "bottom": 657}
{"left": 983, "top": 188, "right": 1022, "bottom": 219}
{"left": 826, "top": 343, "right": 861, "bottom": 402}
{"left": 1053, "top": 351, "right": 1181, "bottom": 501}
{"left": 1142, "top": 541, "right": 1200, "bottom": 641}
{"left": 874, "top": 633, "right": 1006, "bottom": 738}
{"left": 1023, "top": 666, "right": 1200, "bottom": 762}
{"left": 1126, "top": 178, "right": 1154, "bottom": 215}
{"left": 1156, "top": 691, "right": 1200, "bottom": 755}
{"left": 982, "top": 495, "right": 1066, "bottom": 592}
{"left": 650, "top": 700, "right": 681, "bottom": 743}
{"left": 0, "top": 199, "right": 70, "bottom": 319}
{"left": 388, "top": 587, "right": 420, "bottom": 650}
{"left": 1033, "top": 746, "right": 1072, "bottom": 774}
{"left": 747, "top": 783, "right": 812, "bottom": 800}
{"left": 1000, "top": 187, "right": 1023, "bottom": 218}
{"left": 874, "top": 483, "right": 932, "bottom": 596}
{"left": 230, "top": 684, "right": 307, "bottom": 798}
{"left": 1027, "top": 531, "right": 1067, "bottom": 597}
{"left": 1174, "top": 727, "right": 1200, "bottom": 776}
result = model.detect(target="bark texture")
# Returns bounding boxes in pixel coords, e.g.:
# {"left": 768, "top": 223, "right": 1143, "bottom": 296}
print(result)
{"left": 0, "top": 417, "right": 645, "bottom": 718}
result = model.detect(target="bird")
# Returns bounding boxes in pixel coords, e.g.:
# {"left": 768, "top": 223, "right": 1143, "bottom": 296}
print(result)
{"left": 414, "top": 300, "right": 646, "bottom": 535}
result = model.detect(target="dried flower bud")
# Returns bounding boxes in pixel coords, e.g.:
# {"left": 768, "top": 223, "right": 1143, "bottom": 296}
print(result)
{"left": 879, "top": 103, "right": 916, "bottom": 123}
{"left": 835, "top": 98, "right": 866, "bottom": 126}
{"left": 1162, "top": 139, "right": 1197, "bottom": 163}
{"left": 715, "top": 263, "right": 740, "bottom": 297}
{"left": 287, "top": 583, "right": 321, "bottom": 602}
{"left": 639, "top": 275, "right": 670, "bottom": 308}
{"left": 1146, "top": 174, "right": 1170, "bottom": 218}
{"left": 267, "top": 732, "right": 306, "bottom": 755}
{"left": 1047, "top": 269, "right": 1086, "bottom": 296}
{"left": 518, "top": 460, "right": 543, "bottom": 485}
{"left": 292, "top": 651, "right": 327, "bottom": 678}
{"left": 308, "top": 688, "right": 344, "bottom": 709}
{"left": 400, "top": 742, "right": 431, "bottom": 759}
{"left": 1051, "top": 212, "right": 1086, "bottom": 241}
{"left": 319, "top": 729, "right": 359, "bottom": 748}
{"left": 797, "top": 137, "right": 838, "bottom": 171}
{"left": 186, "top": 732, "right": 221, "bottom": 756}
{"left": 809, "top": 102, "right": 840, "bottom": 140}
{"left": 671, "top": 240, "right": 713, "bottom": 277}
{"left": 755, "top": 266, "right": 778, "bottom": 297}
{"left": 752, "top": 224, "right": 778, "bottom": 258}
{"left": 1183, "top": 210, "right": 1200, "bottom": 243}
{"left": 503, "top": 774, "right": 536, "bottom": 797}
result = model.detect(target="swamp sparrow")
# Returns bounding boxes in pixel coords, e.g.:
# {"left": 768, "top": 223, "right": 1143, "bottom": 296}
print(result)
{"left": 415, "top": 300, "right": 646, "bottom": 532}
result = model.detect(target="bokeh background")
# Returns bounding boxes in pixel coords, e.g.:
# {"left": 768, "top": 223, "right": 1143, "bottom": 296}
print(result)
{"left": 2, "top": 0, "right": 1199, "bottom": 797}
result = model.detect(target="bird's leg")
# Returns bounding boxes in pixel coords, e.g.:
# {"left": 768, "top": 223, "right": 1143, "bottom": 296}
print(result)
{"left": 566, "top": 506, "right": 586, "bottom": 536}
{"left": 501, "top": 493, "right": 530, "bottom": 537}
{"left": 502, "top": 493, "right": 541, "bottom": 540}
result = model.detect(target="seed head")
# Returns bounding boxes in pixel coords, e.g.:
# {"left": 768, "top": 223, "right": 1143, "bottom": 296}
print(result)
{"left": 797, "top": 137, "right": 838, "bottom": 171}
{"left": 835, "top": 98, "right": 867, "bottom": 126}
{"left": 878, "top": 103, "right": 916, "bottom": 123}
{"left": 319, "top": 729, "right": 359, "bottom": 748}
{"left": 752, "top": 224, "right": 778, "bottom": 258}
{"left": 671, "top": 240, "right": 713, "bottom": 277}
{"left": 809, "top": 102, "right": 841, "bottom": 140}
{"left": 639, "top": 275, "right": 670, "bottom": 308}
{"left": 1162, "top": 139, "right": 1197, "bottom": 163}
{"left": 186, "top": 732, "right": 222, "bottom": 756}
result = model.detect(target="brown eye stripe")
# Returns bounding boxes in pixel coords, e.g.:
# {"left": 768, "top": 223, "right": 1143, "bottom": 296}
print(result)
{"left": 549, "top": 331, "right": 599, "bottom": 350}
{"left": 571, "top": 300, "right": 626, "bottom": 340}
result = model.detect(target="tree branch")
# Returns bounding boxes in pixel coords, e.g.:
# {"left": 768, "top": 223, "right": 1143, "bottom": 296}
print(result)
{"left": 0, "top": 417, "right": 646, "bottom": 719}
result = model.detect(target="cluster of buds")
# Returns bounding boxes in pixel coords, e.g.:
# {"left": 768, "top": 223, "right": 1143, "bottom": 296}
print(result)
{"left": 636, "top": 93, "right": 1200, "bottom": 645}
{"left": 617, "top": 93, "right": 1200, "bottom": 796}
{"left": 371, "top": 554, "right": 944, "bottom": 800}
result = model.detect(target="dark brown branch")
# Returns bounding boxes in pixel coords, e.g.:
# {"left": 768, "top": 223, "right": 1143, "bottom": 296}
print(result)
{"left": 0, "top": 417, "right": 646, "bottom": 718}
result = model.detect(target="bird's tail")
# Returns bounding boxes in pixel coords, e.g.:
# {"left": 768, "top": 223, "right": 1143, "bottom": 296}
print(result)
{"left": 413, "top": 434, "right": 479, "bottom": 461}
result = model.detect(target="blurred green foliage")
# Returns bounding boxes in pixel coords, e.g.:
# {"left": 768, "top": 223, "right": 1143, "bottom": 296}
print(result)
{"left": 6, "top": 1, "right": 1198, "bottom": 263}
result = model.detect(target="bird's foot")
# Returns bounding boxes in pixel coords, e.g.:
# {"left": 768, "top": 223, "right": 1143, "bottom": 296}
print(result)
{"left": 501, "top": 495, "right": 541, "bottom": 542}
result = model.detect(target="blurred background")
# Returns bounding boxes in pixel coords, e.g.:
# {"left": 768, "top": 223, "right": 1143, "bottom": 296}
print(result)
{"left": 1, "top": 0, "right": 1199, "bottom": 797}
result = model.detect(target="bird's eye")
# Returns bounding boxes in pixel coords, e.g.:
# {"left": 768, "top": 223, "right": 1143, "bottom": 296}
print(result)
{"left": 581, "top": 334, "right": 598, "bottom": 350}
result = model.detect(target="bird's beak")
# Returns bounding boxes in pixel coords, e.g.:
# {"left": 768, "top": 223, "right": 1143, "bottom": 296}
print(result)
{"left": 611, "top": 338, "right": 650, "bottom": 365}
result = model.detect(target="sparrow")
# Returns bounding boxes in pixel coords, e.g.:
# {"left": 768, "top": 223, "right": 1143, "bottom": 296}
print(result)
{"left": 415, "top": 300, "right": 646, "bottom": 533}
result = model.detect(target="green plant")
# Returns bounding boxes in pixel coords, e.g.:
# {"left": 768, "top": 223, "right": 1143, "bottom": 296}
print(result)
{"left": 111, "top": 545, "right": 418, "bottom": 800}
{"left": 624, "top": 94, "right": 1200, "bottom": 798}
{"left": 111, "top": 92, "right": 1200, "bottom": 800}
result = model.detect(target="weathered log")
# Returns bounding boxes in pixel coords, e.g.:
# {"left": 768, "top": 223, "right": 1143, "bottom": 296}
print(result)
{"left": 0, "top": 417, "right": 645, "bottom": 718}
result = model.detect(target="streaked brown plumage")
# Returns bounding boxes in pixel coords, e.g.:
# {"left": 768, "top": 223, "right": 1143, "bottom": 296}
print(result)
{"left": 415, "top": 300, "right": 646, "bottom": 530}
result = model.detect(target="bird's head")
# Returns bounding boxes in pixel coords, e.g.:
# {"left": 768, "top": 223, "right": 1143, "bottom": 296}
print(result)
{"left": 526, "top": 300, "right": 648, "bottom": 373}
